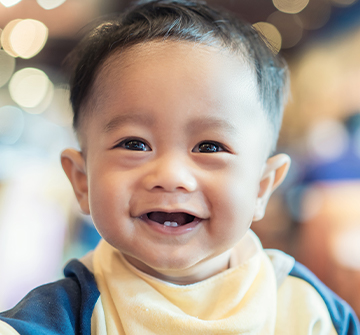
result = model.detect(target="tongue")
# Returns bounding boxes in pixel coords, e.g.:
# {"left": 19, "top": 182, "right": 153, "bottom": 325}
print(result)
{"left": 147, "top": 212, "right": 195, "bottom": 225}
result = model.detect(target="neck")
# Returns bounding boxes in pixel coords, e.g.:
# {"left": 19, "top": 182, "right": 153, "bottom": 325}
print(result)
{"left": 123, "top": 250, "right": 232, "bottom": 285}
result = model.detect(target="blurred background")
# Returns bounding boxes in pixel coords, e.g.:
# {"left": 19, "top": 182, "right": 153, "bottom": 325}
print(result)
{"left": 1, "top": 0, "right": 360, "bottom": 317}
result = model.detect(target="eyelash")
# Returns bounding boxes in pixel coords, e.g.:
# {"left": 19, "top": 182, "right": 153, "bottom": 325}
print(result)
{"left": 115, "top": 138, "right": 152, "bottom": 151}
{"left": 114, "top": 138, "right": 226, "bottom": 153}
{"left": 193, "top": 141, "right": 226, "bottom": 153}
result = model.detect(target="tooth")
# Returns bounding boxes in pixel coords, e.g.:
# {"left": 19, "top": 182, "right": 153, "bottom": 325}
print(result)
{"left": 164, "top": 221, "right": 179, "bottom": 227}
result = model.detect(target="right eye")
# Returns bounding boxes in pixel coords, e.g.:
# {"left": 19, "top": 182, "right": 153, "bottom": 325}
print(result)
{"left": 116, "top": 138, "right": 151, "bottom": 151}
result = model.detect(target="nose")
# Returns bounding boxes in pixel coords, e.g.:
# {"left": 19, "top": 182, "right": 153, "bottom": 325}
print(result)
{"left": 143, "top": 154, "right": 197, "bottom": 193}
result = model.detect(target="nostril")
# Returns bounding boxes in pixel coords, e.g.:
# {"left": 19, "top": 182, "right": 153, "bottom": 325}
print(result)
{"left": 143, "top": 160, "right": 197, "bottom": 193}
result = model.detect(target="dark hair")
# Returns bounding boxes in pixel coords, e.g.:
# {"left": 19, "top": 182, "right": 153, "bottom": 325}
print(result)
{"left": 68, "top": 0, "right": 289, "bottom": 151}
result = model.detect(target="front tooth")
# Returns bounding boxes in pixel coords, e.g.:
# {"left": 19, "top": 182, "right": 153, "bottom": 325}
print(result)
{"left": 164, "top": 221, "right": 178, "bottom": 227}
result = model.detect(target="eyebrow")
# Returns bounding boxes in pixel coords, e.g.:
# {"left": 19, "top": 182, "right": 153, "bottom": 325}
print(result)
{"left": 186, "top": 117, "right": 238, "bottom": 135}
{"left": 102, "top": 112, "right": 237, "bottom": 135}
{"left": 103, "top": 112, "right": 155, "bottom": 133}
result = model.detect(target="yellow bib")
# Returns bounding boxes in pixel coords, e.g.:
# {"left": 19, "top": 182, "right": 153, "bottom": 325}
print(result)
{"left": 92, "top": 231, "right": 278, "bottom": 334}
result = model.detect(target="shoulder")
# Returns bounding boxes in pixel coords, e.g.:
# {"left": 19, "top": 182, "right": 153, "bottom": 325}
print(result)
{"left": 265, "top": 249, "right": 359, "bottom": 334}
{"left": 288, "top": 261, "right": 359, "bottom": 335}
{"left": 277, "top": 260, "right": 359, "bottom": 335}
{"left": 0, "top": 259, "right": 100, "bottom": 335}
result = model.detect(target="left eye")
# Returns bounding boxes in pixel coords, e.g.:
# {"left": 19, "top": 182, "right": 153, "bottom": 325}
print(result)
{"left": 116, "top": 139, "right": 151, "bottom": 151}
{"left": 193, "top": 142, "right": 224, "bottom": 153}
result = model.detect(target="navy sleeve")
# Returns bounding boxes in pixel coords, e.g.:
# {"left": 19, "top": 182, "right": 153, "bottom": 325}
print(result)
{"left": 290, "top": 261, "right": 360, "bottom": 335}
{"left": 0, "top": 260, "right": 100, "bottom": 335}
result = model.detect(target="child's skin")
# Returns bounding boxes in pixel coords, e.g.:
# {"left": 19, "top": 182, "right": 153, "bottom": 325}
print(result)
{"left": 61, "top": 41, "right": 290, "bottom": 285}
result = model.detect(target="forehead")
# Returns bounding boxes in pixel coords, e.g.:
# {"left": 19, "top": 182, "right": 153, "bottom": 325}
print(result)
{"left": 95, "top": 41, "right": 258, "bottom": 105}
{"left": 81, "top": 41, "right": 268, "bottom": 147}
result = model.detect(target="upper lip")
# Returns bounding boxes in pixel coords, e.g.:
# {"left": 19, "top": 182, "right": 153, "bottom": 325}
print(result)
{"left": 137, "top": 207, "right": 207, "bottom": 220}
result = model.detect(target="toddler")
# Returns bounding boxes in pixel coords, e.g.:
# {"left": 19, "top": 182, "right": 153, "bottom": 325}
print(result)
{"left": 0, "top": 0, "right": 359, "bottom": 334}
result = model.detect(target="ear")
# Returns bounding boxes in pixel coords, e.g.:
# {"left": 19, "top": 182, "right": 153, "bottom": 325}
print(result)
{"left": 253, "top": 153, "right": 291, "bottom": 221}
{"left": 61, "top": 148, "right": 90, "bottom": 214}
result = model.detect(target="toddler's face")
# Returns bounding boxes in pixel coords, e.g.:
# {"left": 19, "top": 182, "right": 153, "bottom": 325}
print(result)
{"left": 64, "top": 41, "right": 283, "bottom": 284}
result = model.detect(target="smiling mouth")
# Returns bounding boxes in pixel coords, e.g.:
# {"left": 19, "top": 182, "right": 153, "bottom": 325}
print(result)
{"left": 146, "top": 211, "right": 196, "bottom": 227}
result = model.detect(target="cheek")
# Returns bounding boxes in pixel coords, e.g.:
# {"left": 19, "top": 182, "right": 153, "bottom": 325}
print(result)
{"left": 87, "top": 170, "right": 130, "bottom": 226}
{"left": 88, "top": 178, "right": 134, "bottom": 250}
{"left": 209, "top": 168, "right": 260, "bottom": 230}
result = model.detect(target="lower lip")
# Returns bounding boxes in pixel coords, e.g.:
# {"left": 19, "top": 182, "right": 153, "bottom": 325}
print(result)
{"left": 138, "top": 215, "right": 202, "bottom": 235}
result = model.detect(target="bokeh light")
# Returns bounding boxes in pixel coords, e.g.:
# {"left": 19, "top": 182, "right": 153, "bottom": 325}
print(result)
{"left": 267, "top": 11, "right": 303, "bottom": 48}
{"left": 10, "top": 19, "right": 48, "bottom": 59}
{"left": 1, "top": 19, "right": 22, "bottom": 57}
{"left": 0, "top": 0, "right": 22, "bottom": 7}
{"left": 9, "top": 68, "right": 52, "bottom": 109}
{"left": 296, "top": 0, "right": 332, "bottom": 30}
{"left": 301, "top": 187, "right": 324, "bottom": 222}
{"left": 332, "top": 226, "right": 360, "bottom": 270}
{"left": 36, "top": 0, "right": 66, "bottom": 10}
{"left": 22, "top": 80, "right": 54, "bottom": 115}
{"left": 306, "top": 120, "right": 349, "bottom": 161}
{"left": 354, "top": 128, "right": 360, "bottom": 158}
{"left": 252, "top": 22, "right": 282, "bottom": 53}
{"left": 0, "top": 50, "right": 16, "bottom": 88}
{"left": 0, "top": 106, "right": 24, "bottom": 145}
{"left": 272, "top": 0, "right": 310, "bottom": 14}
{"left": 331, "top": 0, "right": 358, "bottom": 6}
{"left": 43, "top": 87, "right": 73, "bottom": 126}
